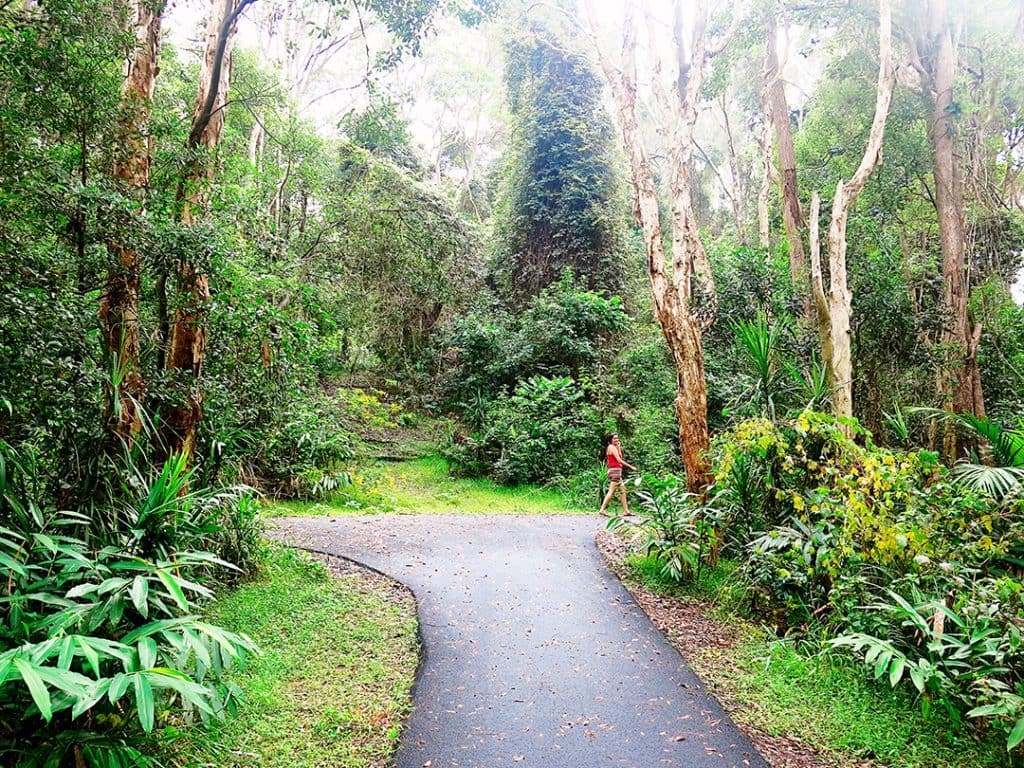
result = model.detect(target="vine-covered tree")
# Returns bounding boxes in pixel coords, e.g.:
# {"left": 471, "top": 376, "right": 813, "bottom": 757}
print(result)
{"left": 492, "top": 20, "right": 625, "bottom": 301}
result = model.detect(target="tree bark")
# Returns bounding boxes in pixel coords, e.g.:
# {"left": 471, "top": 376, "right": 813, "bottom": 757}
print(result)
{"left": 585, "top": 0, "right": 740, "bottom": 493}
{"left": 161, "top": 0, "right": 250, "bottom": 461}
{"left": 809, "top": 0, "right": 895, "bottom": 430}
{"left": 764, "top": 16, "right": 808, "bottom": 307}
{"left": 99, "top": 0, "right": 165, "bottom": 445}
{"left": 910, "top": 0, "right": 985, "bottom": 459}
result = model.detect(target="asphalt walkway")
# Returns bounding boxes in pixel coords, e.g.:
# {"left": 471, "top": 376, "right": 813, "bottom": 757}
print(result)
{"left": 272, "top": 514, "right": 768, "bottom": 768}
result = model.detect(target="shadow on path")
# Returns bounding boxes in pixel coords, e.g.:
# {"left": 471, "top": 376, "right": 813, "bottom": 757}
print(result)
{"left": 272, "top": 514, "right": 768, "bottom": 768}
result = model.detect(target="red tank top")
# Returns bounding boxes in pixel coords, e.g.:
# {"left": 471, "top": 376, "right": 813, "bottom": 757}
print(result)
{"left": 607, "top": 447, "right": 622, "bottom": 469}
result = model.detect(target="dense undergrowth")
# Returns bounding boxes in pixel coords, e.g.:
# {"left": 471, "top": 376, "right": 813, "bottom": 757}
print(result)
{"left": 626, "top": 554, "right": 1006, "bottom": 768}
{"left": 613, "top": 411, "right": 1024, "bottom": 765}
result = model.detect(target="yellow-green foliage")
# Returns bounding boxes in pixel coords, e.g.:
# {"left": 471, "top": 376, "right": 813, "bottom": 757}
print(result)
{"left": 713, "top": 411, "right": 1011, "bottom": 575}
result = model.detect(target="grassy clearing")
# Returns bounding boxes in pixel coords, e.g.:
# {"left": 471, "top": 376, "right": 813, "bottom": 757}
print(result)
{"left": 622, "top": 554, "right": 1004, "bottom": 768}
{"left": 270, "top": 455, "right": 590, "bottom": 516}
{"left": 164, "top": 546, "right": 418, "bottom": 768}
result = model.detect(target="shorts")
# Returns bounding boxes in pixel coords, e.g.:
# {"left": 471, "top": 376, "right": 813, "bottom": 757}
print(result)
{"left": 607, "top": 467, "right": 623, "bottom": 483}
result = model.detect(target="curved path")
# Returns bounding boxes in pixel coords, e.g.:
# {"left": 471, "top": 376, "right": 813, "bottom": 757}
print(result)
{"left": 272, "top": 514, "right": 768, "bottom": 768}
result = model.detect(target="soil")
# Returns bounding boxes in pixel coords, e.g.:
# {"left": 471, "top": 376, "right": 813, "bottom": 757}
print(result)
{"left": 595, "top": 529, "right": 877, "bottom": 768}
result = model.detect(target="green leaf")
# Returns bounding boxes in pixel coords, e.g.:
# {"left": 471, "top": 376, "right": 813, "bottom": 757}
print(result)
{"left": 108, "top": 672, "right": 130, "bottom": 704}
{"left": 14, "top": 656, "right": 52, "bottom": 721}
{"left": 138, "top": 637, "right": 157, "bottom": 670}
{"left": 130, "top": 575, "right": 149, "bottom": 617}
{"left": 155, "top": 568, "right": 188, "bottom": 610}
{"left": 888, "top": 657, "right": 905, "bottom": 687}
{"left": 1008, "top": 717, "right": 1024, "bottom": 752}
{"left": 908, "top": 665, "right": 926, "bottom": 693}
{"left": 134, "top": 672, "right": 154, "bottom": 733}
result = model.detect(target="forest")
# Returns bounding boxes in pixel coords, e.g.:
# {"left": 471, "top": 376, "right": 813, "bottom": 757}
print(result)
{"left": 1, "top": 0, "right": 1023, "bottom": 765}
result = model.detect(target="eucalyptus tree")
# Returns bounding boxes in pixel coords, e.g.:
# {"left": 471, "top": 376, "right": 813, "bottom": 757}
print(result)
{"left": 901, "top": 0, "right": 987, "bottom": 458}
{"left": 100, "top": 0, "right": 167, "bottom": 444}
{"left": 583, "top": 0, "right": 743, "bottom": 493}
{"left": 808, "top": 0, "right": 894, "bottom": 430}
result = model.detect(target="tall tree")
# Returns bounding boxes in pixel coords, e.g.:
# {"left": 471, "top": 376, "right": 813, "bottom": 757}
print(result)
{"left": 905, "top": 0, "right": 986, "bottom": 459}
{"left": 763, "top": 10, "right": 808, "bottom": 305}
{"left": 494, "top": 21, "right": 624, "bottom": 300}
{"left": 160, "top": 0, "right": 253, "bottom": 460}
{"left": 808, "top": 0, "right": 895, "bottom": 429}
{"left": 99, "top": 0, "right": 165, "bottom": 444}
{"left": 585, "top": 0, "right": 741, "bottom": 493}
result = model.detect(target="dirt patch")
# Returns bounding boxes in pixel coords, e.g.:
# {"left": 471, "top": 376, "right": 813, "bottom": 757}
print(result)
{"left": 595, "top": 529, "right": 871, "bottom": 768}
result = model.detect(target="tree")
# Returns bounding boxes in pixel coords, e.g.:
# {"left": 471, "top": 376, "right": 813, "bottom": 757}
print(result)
{"left": 584, "top": 0, "right": 741, "bottom": 493}
{"left": 763, "top": 8, "right": 808, "bottom": 307}
{"left": 157, "top": 0, "right": 254, "bottom": 461}
{"left": 808, "top": 0, "right": 895, "bottom": 429}
{"left": 904, "top": 0, "right": 986, "bottom": 459}
{"left": 99, "top": 0, "right": 166, "bottom": 444}
{"left": 493, "top": 20, "right": 625, "bottom": 301}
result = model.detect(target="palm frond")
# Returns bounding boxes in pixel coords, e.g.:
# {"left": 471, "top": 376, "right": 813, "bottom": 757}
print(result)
{"left": 951, "top": 463, "right": 1024, "bottom": 500}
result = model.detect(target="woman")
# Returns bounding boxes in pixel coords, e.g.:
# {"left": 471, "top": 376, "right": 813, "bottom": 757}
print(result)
{"left": 598, "top": 433, "right": 636, "bottom": 517}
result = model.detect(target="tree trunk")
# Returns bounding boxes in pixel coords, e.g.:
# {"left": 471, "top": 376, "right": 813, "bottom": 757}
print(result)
{"left": 99, "top": 0, "right": 165, "bottom": 444}
{"left": 913, "top": 0, "right": 985, "bottom": 459}
{"left": 808, "top": 0, "right": 895, "bottom": 430}
{"left": 720, "top": 96, "right": 748, "bottom": 246}
{"left": 585, "top": 0, "right": 739, "bottom": 493}
{"left": 764, "top": 16, "right": 808, "bottom": 307}
{"left": 161, "top": 0, "right": 248, "bottom": 461}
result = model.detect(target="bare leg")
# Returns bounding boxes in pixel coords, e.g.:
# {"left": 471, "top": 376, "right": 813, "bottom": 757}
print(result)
{"left": 598, "top": 483, "right": 617, "bottom": 515}
{"left": 618, "top": 483, "right": 631, "bottom": 515}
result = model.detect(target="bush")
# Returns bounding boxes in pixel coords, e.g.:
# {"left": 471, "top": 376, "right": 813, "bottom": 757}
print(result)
{"left": 0, "top": 448, "right": 257, "bottom": 767}
{"left": 443, "top": 376, "right": 608, "bottom": 485}
{"left": 611, "top": 476, "right": 717, "bottom": 582}
{"left": 703, "top": 412, "right": 1024, "bottom": 755}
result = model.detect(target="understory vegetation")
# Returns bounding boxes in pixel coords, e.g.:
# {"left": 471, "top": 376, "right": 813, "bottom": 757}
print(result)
{"left": 3, "top": 0, "right": 1024, "bottom": 765}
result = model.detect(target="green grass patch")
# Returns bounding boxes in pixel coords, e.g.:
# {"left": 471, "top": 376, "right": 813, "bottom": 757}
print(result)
{"left": 164, "top": 546, "right": 418, "bottom": 768}
{"left": 270, "top": 456, "right": 590, "bottom": 516}
{"left": 701, "top": 638, "right": 1005, "bottom": 768}
{"left": 622, "top": 556, "right": 1004, "bottom": 768}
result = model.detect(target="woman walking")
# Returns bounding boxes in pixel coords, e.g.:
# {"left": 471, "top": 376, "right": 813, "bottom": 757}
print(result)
{"left": 599, "top": 433, "right": 636, "bottom": 517}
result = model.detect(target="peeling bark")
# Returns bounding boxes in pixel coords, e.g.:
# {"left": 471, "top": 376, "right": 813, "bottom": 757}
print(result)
{"left": 764, "top": 16, "right": 808, "bottom": 308}
{"left": 585, "top": 0, "right": 741, "bottom": 493}
{"left": 809, "top": 0, "right": 895, "bottom": 430}
{"left": 99, "top": 0, "right": 166, "bottom": 444}
{"left": 908, "top": 0, "right": 985, "bottom": 460}
{"left": 162, "top": 0, "right": 252, "bottom": 461}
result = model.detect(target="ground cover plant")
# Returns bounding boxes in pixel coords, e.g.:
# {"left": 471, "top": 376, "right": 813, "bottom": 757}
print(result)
{"left": 611, "top": 551, "right": 1006, "bottom": 768}
{"left": 615, "top": 410, "right": 1024, "bottom": 764}
{"left": 270, "top": 456, "right": 590, "bottom": 517}
{"left": 163, "top": 546, "right": 419, "bottom": 768}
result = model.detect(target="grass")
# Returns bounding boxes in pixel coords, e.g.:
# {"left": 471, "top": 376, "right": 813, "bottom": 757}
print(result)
{"left": 269, "top": 455, "right": 591, "bottom": 516}
{"left": 622, "top": 555, "right": 1006, "bottom": 768}
{"left": 164, "top": 546, "right": 419, "bottom": 768}
{"left": 700, "top": 638, "right": 1006, "bottom": 768}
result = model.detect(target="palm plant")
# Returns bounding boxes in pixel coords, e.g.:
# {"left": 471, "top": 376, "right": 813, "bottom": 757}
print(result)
{"left": 731, "top": 312, "right": 788, "bottom": 420}
{"left": 909, "top": 410, "right": 1024, "bottom": 499}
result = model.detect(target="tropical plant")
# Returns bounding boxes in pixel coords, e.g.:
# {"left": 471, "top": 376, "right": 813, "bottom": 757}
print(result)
{"left": 0, "top": 446, "right": 258, "bottom": 767}
{"left": 950, "top": 413, "right": 1024, "bottom": 500}
{"left": 830, "top": 581, "right": 1024, "bottom": 756}
{"left": 611, "top": 477, "right": 717, "bottom": 583}
{"left": 731, "top": 312, "right": 788, "bottom": 419}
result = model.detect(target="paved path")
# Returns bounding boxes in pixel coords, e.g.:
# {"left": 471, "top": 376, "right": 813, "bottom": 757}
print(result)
{"left": 272, "top": 515, "right": 768, "bottom": 768}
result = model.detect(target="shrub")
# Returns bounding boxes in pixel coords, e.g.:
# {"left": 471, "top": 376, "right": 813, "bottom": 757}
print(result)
{"left": 444, "top": 376, "right": 607, "bottom": 485}
{"left": 0, "top": 452, "right": 257, "bottom": 767}
{"left": 611, "top": 476, "right": 718, "bottom": 582}
{"left": 830, "top": 576, "right": 1024, "bottom": 757}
